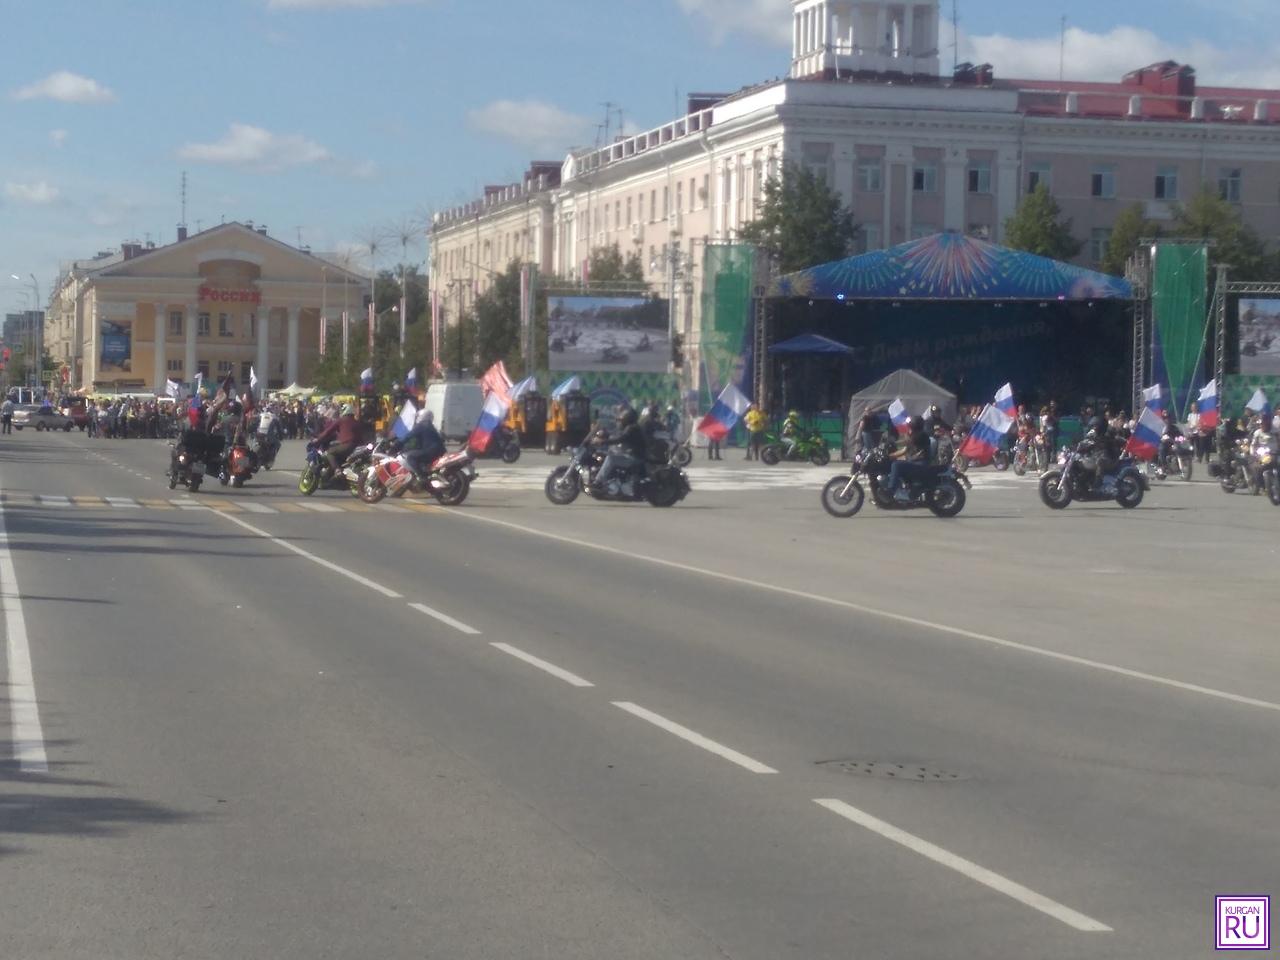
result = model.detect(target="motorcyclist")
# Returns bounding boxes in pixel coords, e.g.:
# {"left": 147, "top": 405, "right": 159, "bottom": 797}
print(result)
{"left": 781, "top": 410, "right": 803, "bottom": 458}
{"left": 312, "top": 404, "right": 362, "bottom": 477}
{"left": 399, "top": 409, "right": 446, "bottom": 481}
{"left": 1217, "top": 416, "right": 1246, "bottom": 478}
{"left": 885, "top": 417, "right": 932, "bottom": 503}
{"left": 594, "top": 406, "right": 646, "bottom": 494}
{"left": 1156, "top": 411, "right": 1181, "bottom": 477}
{"left": 1080, "top": 412, "right": 1119, "bottom": 490}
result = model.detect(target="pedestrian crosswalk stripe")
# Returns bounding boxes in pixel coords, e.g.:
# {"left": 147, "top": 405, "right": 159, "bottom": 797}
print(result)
{"left": 38, "top": 495, "right": 70, "bottom": 506}
{"left": 73, "top": 496, "right": 103, "bottom": 506}
{"left": 106, "top": 497, "right": 141, "bottom": 508}
{"left": 237, "top": 501, "right": 278, "bottom": 514}
{"left": 296, "top": 501, "right": 343, "bottom": 513}
{"left": 274, "top": 502, "right": 308, "bottom": 513}
{"left": 206, "top": 501, "right": 244, "bottom": 513}
{"left": 139, "top": 499, "right": 174, "bottom": 509}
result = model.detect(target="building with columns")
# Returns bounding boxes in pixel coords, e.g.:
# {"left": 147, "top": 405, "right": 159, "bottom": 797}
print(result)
{"left": 47, "top": 222, "right": 368, "bottom": 394}
{"left": 430, "top": 0, "right": 1280, "bottom": 390}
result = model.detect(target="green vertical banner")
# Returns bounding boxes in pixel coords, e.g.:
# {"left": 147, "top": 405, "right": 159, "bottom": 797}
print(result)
{"left": 1151, "top": 242, "right": 1208, "bottom": 418}
{"left": 700, "top": 245, "right": 755, "bottom": 408}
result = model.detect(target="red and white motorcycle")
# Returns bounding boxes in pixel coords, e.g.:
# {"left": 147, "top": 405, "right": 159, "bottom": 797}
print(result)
{"left": 359, "top": 444, "right": 476, "bottom": 506}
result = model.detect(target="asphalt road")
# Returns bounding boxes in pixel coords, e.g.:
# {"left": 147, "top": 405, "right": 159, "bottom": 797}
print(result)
{"left": 1, "top": 433, "right": 1276, "bottom": 958}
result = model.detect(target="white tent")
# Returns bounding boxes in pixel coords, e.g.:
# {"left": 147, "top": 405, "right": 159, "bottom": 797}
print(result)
{"left": 275, "top": 382, "right": 317, "bottom": 398}
{"left": 845, "top": 369, "right": 957, "bottom": 447}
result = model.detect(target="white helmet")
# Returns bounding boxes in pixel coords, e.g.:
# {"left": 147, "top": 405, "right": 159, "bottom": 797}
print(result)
{"left": 415, "top": 409, "right": 434, "bottom": 427}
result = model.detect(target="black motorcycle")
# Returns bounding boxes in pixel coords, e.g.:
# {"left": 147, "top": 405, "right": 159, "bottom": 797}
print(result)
{"left": 1039, "top": 440, "right": 1146, "bottom": 509}
{"left": 473, "top": 424, "right": 521, "bottom": 464}
{"left": 168, "top": 429, "right": 224, "bottom": 493}
{"left": 821, "top": 442, "right": 967, "bottom": 518}
{"left": 545, "top": 440, "right": 689, "bottom": 508}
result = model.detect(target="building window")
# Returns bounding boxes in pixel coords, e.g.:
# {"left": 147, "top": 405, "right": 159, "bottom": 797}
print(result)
{"left": 196, "top": 360, "right": 210, "bottom": 378}
{"left": 968, "top": 162, "right": 992, "bottom": 194}
{"left": 663, "top": 186, "right": 669, "bottom": 219}
{"left": 1154, "top": 167, "right": 1178, "bottom": 201}
{"left": 912, "top": 164, "right": 937, "bottom": 193}
{"left": 169, "top": 311, "right": 183, "bottom": 336}
{"left": 614, "top": 201, "right": 620, "bottom": 230}
{"left": 1027, "top": 163, "right": 1052, "bottom": 193}
{"left": 1219, "top": 167, "right": 1242, "bottom": 203}
{"left": 241, "top": 362, "right": 252, "bottom": 384}
{"left": 650, "top": 189, "right": 657, "bottom": 222}
{"left": 626, "top": 197, "right": 633, "bottom": 226}
{"left": 1091, "top": 165, "right": 1116, "bottom": 199}
{"left": 861, "top": 223, "right": 882, "bottom": 252}
{"left": 1090, "top": 228, "right": 1112, "bottom": 265}
{"left": 801, "top": 142, "right": 833, "bottom": 186}
{"left": 217, "top": 360, "right": 234, "bottom": 375}
{"left": 911, "top": 223, "right": 937, "bottom": 240}
{"left": 167, "top": 358, "right": 183, "bottom": 373}
{"left": 676, "top": 181, "right": 684, "bottom": 214}
{"left": 218, "top": 312, "right": 232, "bottom": 336}
{"left": 197, "top": 312, "right": 211, "bottom": 336}
{"left": 857, "top": 160, "right": 882, "bottom": 192}
{"left": 701, "top": 174, "right": 710, "bottom": 208}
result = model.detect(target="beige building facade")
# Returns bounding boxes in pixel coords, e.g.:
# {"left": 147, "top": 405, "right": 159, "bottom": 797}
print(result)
{"left": 47, "top": 223, "right": 368, "bottom": 393}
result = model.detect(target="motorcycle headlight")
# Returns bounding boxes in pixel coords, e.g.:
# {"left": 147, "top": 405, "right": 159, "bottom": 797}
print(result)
{"left": 177, "top": 454, "right": 187, "bottom": 464}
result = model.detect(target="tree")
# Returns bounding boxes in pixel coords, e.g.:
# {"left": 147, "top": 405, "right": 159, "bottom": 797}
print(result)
{"left": 1003, "top": 183, "right": 1083, "bottom": 262}
{"left": 1100, "top": 203, "right": 1156, "bottom": 277}
{"left": 585, "top": 244, "right": 645, "bottom": 287}
{"left": 1172, "top": 187, "right": 1276, "bottom": 281}
{"left": 738, "top": 164, "right": 857, "bottom": 274}
{"left": 474, "top": 261, "right": 524, "bottom": 371}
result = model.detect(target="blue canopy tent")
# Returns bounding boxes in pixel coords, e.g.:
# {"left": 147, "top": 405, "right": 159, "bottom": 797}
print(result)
{"left": 769, "top": 334, "right": 856, "bottom": 421}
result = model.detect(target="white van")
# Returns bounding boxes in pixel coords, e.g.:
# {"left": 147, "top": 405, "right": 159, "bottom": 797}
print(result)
{"left": 423, "top": 382, "right": 484, "bottom": 440}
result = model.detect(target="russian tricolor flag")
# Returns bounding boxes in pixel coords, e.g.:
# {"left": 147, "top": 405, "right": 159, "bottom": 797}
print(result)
{"left": 392, "top": 399, "right": 418, "bottom": 441}
{"left": 1197, "top": 380, "right": 1219, "bottom": 430}
{"left": 958, "top": 404, "right": 1014, "bottom": 465}
{"left": 359, "top": 367, "right": 374, "bottom": 391}
{"left": 1247, "top": 387, "right": 1271, "bottom": 416}
{"left": 469, "top": 392, "right": 510, "bottom": 452}
{"left": 696, "top": 383, "right": 751, "bottom": 442}
{"left": 1124, "top": 406, "right": 1165, "bottom": 461}
{"left": 994, "top": 383, "right": 1015, "bottom": 419}
{"left": 888, "top": 398, "right": 909, "bottom": 435}
{"left": 406, "top": 367, "right": 418, "bottom": 390}
{"left": 1141, "top": 384, "right": 1165, "bottom": 412}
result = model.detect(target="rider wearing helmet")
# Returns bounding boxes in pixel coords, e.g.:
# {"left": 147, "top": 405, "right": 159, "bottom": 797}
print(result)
{"left": 312, "top": 403, "right": 362, "bottom": 477}
{"left": 594, "top": 405, "right": 646, "bottom": 494}
{"left": 781, "top": 409, "right": 803, "bottom": 458}
{"left": 885, "top": 417, "right": 933, "bottom": 502}
{"left": 400, "top": 408, "right": 446, "bottom": 481}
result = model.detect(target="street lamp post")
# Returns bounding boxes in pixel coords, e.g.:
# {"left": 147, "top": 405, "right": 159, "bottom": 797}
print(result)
{"left": 10, "top": 273, "right": 40, "bottom": 391}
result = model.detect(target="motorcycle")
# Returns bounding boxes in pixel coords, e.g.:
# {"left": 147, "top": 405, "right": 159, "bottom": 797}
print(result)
{"left": 760, "top": 429, "right": 831, "bottom": 467}
{"left": 359, "top": 445, "right": 476, "bottom": 506}
{"left": 1151, "top": 433, "right": 1194, "bottom": 482}
{"left": 820, "top": 442, "right": 967, "bottom": 518}
{"left": 217, "top": 439, "right": 258, "bottom": 488}
{"left": 251, "top": 432, "right": 281, "bottom": 471}
{"left": 599, "top": 345, "right": 628, "bottom": 364}
{"left": 299, "top": 440, "right": 374, "bottom": 496}
{"left": 472, "top": 424, "right": 521, "bottom": 464}
{"left": 1039, "top": 441, "right": 1146, "bottom": 509}
{"left": 167, "top": 429, "right": 223, "bottom": 493}
{"left": 545, "top": 440, "right": 690, "bottom": 507}
{"left": 1257, "top": 437, "right": 1280, "bottom": 506}
{"left": 1216, "top": 438, "right": 1260, "bottom": 495}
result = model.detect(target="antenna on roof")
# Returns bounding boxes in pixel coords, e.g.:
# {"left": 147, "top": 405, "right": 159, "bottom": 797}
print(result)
{"left": 180, "top": 170, "right": 188, "bottom": 228}
{"left": 1059, "top": 15, "right": 1067, "bottom": 82}
{"left": 296, "top": 225, "right": 303, "bottom": 247}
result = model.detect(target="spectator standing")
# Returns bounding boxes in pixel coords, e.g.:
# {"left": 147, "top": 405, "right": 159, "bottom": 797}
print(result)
{"left": 0, "top": 396, "right": 12, "bottom": 435}
{"left": 744, "top": 404, "right": 766, "bottom": 460}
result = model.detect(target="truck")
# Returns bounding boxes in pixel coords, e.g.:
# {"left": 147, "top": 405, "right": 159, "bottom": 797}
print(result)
{"left": 422, "top": 382, "right": 484, "bottom": 441}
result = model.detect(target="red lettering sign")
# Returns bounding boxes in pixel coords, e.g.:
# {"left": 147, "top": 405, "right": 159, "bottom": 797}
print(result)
{"left": 197, "top": 286, "right": 261, "bottom": 305}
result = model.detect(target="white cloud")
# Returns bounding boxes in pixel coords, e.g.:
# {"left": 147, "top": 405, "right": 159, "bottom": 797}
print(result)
{"left": 12, "top": 71, "right": 115, "bottom": 104}
{"left": 4, "top": 181, "right": 60, "bottom": 204}
{"left": 467, "top": 99, "right": 594, "bottom": 155}
{"left": 266, "top": 0, "right": 430, "bottom": 8}
{"left": 676, "top": 0, "right": 790, "bottom": 45}
{"left": 177, "top": 123, "right": 331, "bottom": 171}
{"left": 348, "top": 159, "right": 378, "bottom": 179}
{"left": 49, "top": 129, "right": 68, "bottom": 147}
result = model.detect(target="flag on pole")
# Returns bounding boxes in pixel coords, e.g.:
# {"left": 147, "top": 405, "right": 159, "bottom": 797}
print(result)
{"left": 479, "top": 360, "right": 513, "bottom": 402}
{"left": 194, "top": 370, "right": 205, "bottom": 396}
{"left": 469, "top": 392, "right": 510, "bottom": 453}
{"left": 249, "top": 365, "right": 259, "bottom": 395}
{"left": 957, "top": 404, "right": 1014, "bottom": 465}
{"left": 551, "top": 375, "right": 582, "bottom": 399}
{"left": 887, "top": 398, "right": 910, "bottom": 434}
{"left": 1197, "top": 380, "right": 1219, "bottom": 430}
{"left": 164, "top": 378, "right": 181, "bottom": 399}
{"left": 430, "top": 290, "right": 442, "bottom": 376}
{"left": 359, "top": 367, "right": 374, "bottom": 392}
{"left": 1141, "top": 384, "right": 1165, "bottom": 412}
{"left": 994, "top": 383, "right": 1016, "bottom": 419}
{"left": 367, "top": 300, "right": 375, "bottom": 354}
{"left": 1247, "top": 387, "right": 1271, "bottom": 415}
{"left": 406, "top": 367, "right": 418, "bottom": 390}
{"left": 696, "top": 383, "right": 751, "bottom": 441}
{"left": 392, "top": 398, "right": 418, "bottom": 441}
{"left": 1124, "top": 406, "right": 1165, "bottom": 460}
{"left": 319, "top": 313, "right": 327, "bottom": 356}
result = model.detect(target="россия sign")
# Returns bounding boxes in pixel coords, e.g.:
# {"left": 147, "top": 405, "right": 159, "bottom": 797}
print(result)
{"left": 198, "top": 286, "right": 261, "bottom": 304}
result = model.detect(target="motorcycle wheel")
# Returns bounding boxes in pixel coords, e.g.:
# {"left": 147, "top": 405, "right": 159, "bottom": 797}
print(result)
{"left": 359, "top": 474, "right": 386, "bottom": 504}
{"left": 1220, "top": 478, "right": 1237, "bottom": 494}
{"left": 501, "top": 442, "right": 521, "bottom": 464}
{"left": 1268, "top": 473, "right": 1280, "bottom": 507}
{"left": 954, "top": 454, "right": 969, "bottom": 472}
{"left": 189, "top": 476, "right": 201, "bottom": 493}
{"left": 927, "top": 478, "right": 966, "bottom": 518}
{"left": 1039, "top": 470, "right": 1072, "bottom": 509}
{"left": 1116, "top": 474, "right": 1144, "bottom": 508}
{"left": 232, "top": 475, "right": 246, "bottom": 488}
{"left": 821, "top": 476, "right": 864, "bottom": 518}
{"left": 298, "top": 466, "right": 318, "bottom": 496}
{"left": 64, "top": 423, "right": 72, "bottom": 432}
{"left": 545, "top": 466, "right": 580, "bottom": 505}
{"left": 870, "top": 481, "right": 895, "bottom": 510}
{"left": 760, "top": 445, "right": 781, "bottom": 466}
{"left": 645, "top": 471, "right": 682, "bottom": 508}
{"left": 436, "top": 472, "right": 470, "bottom": 506}
{"left": 672, "top": 445, "right": 692, "bottom": 468}
{"left": 35, "top": 422, "right": 45, "bottom": 432}
{"left": 1178, "top": 455, "right": 1193, "bottom": 482}
{"left": 992, "top": 451, "right": 1010, "bottom": 472}
{"left": 809, "top": 448, "right": 831, "bottom": 467}
{"left": 168, "top": 474, "right": 177, "bottom": 490}
{"left": 1013, "top": 459, "right": 1026, "bottom": 477}
{"left": 219, "top": 471, "right": 230, "bottom": 486}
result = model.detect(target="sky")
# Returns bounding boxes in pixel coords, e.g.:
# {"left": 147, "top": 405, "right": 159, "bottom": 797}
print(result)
{"left": 2, "top": 0, "right": 1277, "bottom": 312}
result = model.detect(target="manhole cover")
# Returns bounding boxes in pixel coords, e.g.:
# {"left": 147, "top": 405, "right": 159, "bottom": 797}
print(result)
{"left": 816, "top": 760, "right": 968, "bottom": 782}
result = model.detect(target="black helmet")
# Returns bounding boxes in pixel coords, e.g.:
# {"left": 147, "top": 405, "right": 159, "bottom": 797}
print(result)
{"left": 619, "top": 407, "right": 638, "bottom": 428}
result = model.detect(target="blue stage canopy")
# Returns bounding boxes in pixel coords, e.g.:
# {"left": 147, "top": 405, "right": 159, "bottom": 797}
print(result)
{"left": 768, "top": 333, "right": 855, "bottom": 355}
{"left": 768, "top": 232, "right": 1133, "bottom": 302}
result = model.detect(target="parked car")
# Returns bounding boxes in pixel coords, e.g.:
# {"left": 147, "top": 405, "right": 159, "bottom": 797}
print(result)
{"left": 13, "top": 406, "right": 75, "bottom": 431}
{"left": 61, "top": 398, "right": 90, "bottom": 430}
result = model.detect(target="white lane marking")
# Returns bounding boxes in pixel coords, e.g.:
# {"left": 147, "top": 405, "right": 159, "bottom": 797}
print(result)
{"left": 0, "top": 485, "right": 48, "bottom": 773}
{"left": 212, "top": 512, "right": 402, "bottom": 599}
{"left": 176, "top": 505, "right": 212, "bottom": 511}
{"left": 408, "top": 602, "right": 481, "bottom": 635}
{"left": 490, "top": 642, "right": 593, "bottom": 687}
{"left": 295, "top": 501, "right": 343, "bottom": 513}
{"left": 814, "top": 799, "right": 1111, "bottom": 932}
{"left": 237, "top": 502, "right": 278, "bottom": 514}
{"left": 611, "top": 701, "right": 777, "bottom": 774}
{"left": 38, "top": 495, "right": 70, "bottom": 506}
{"left": 448, "top": 512, "right": 1280, "bottom": 715}
{"left": 105, "top": 497, "right": 141, "bottom": 509}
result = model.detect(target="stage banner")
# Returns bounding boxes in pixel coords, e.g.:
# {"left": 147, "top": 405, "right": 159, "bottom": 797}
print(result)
{"left": 1151, "top": 242, "right": 1208, "bottom": 418}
